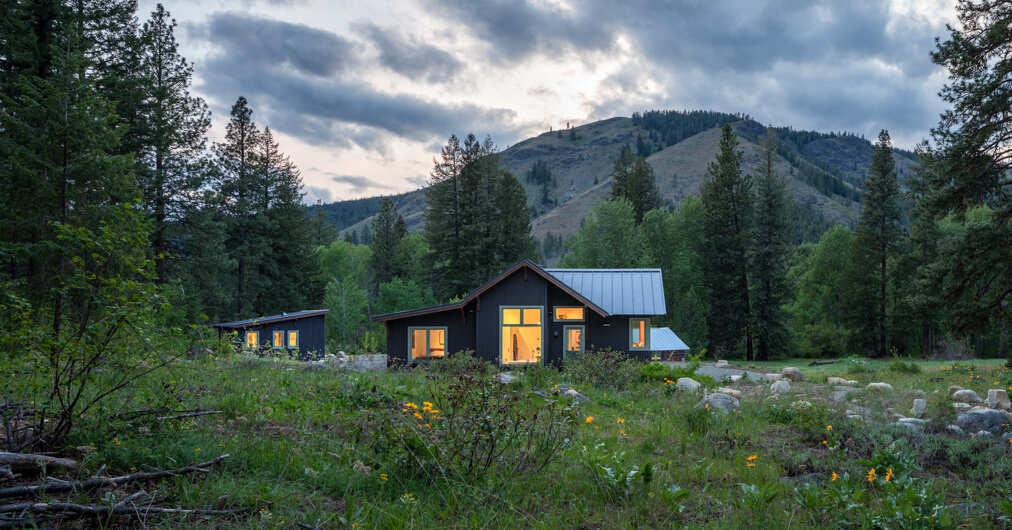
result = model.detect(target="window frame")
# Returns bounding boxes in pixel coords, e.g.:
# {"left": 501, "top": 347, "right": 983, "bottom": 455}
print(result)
{"left": 628, "top": 318, "right": 651, "bottom": 351}
{"left": 272, "top": 330, "right": 285, "bottom": 350}
{"left": 287, "top": 330, "right": 299, "bottom": 349}
{"left": 499, "top": 305, "right": 544, "bottom": 366}
{"left": 553, "top": 306, "right": 585, "bottom": 322}
{"left": 563, "top": 324, "right": 585, "bottom": 358}
{"left": 406, "top": 326, "right": 448, "bottom": 362}
{"left": 245, "top": 331, "right": 260, "bottom": 350}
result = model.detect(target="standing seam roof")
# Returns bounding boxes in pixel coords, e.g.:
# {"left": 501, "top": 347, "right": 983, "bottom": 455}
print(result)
{"left": 544, "top": 268, "right": 665, "bottom": 316}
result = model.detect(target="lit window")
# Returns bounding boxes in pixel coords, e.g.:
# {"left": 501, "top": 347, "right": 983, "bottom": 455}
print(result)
{"left": 246, "top": 331, "right": 259, "bottom": 349}
{"left": 287, "top": 330, "right": 299, "bottom": 349}
{"left": 409, "top": 327, "right": 446, "bottom": 361}
{"left": 565, "top": 326, "right": 584, "bottom": 356}
{"left": 554, "top": 307, "right": 584, "bottom": 321}
{"left": 523, "top": 308, "right": 542, "bottom": 325}
{"left": 273, "top": 331, "right": 284, "bottom": 349}
{"left": 501, "top": 306, "right": 543, "bottom": 365}
{"left": 502, "top": 308, "right": 522, "bottom": 325}
{"left": 630, "top": 318, "right": 649, "bottom": 350}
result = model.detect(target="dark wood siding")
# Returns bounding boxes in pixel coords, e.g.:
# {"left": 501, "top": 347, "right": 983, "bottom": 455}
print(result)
{"left": 233, "top": 314, "right": 327, "bottom": 361}
{"left": 475, "top": 269, "right": 548, "bottom": 364}
{"left": 384, "top": 304, "right": 475, "bottom": 365}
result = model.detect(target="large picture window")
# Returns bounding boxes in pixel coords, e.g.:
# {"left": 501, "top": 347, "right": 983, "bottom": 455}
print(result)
{"left": 629, "top": 318, "right": 650, "bottom": 350}
{"left": 501, "top": 306, "right": 543, "bottom": 365}
{"left": 409, "top": 327, "right": 446, "bottom": 361}
{"left": 554, "top": 307, "right": 584, "bottom": 321}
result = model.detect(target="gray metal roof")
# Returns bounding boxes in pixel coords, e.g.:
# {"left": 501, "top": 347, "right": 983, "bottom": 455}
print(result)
{"left": 213, "top": 309, "right": 330, "bottom": 329}
{"left": 544, "top": 268, "right": 666, "bottom": 316}
{"left": 650, "top": 327, "right": 689, "bottom": 351}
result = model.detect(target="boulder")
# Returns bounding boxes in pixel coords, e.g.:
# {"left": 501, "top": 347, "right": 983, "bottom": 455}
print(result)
{"left": 866, "top": 382, "right": 893, "bottom": 392}
{"left": 694, "top": 393, "right": 741, "bottom": 414}
{"left": 729, "top": 375, "right": 742, "bottom": 383}
{"left": 717, "top": 387, "right": 742, "bottom": 399}
{"left": 493, "top": 373, "right": 518, "bottom": 384}
{"left": 956, "top": 409, "right": 1009, "bottom": 436}
{"left": 952, "top": 389, "right": 982, "bottom": 404}
{"left": 846, "top": 413, "right": 864, "bottom": 422}
{"left": 781, "top": 367, "right": 805, "bottom": 382}
{"left": 985, "top": 389, "right": 1011, "bottom": 410}
{"left": 676, "top": 377, "right": 701, "bottom": 393}
{"left": 948, "top": 385, "right": 964, "bottom": 396}
{"left": 563, "top": 388, "right": 590, "bottom": 404}
{"left": 952, "top": 402, "right": 972, "bottom": 412}
{"left": 897, "top": 417, "right": 927, "bottom": 428}
{"left": 790, "top": 400, "right": 813, "bottom": 410}
{"left": 829, "top": 390, "right": 850, "bottom": 404}
{"left": 911, "top": 399, "right": 927, "bottom": 418}
{"left": 715, "top": 359, "right": 729, "bottom": 367}
{"left": 764, "top": 373, "right": 783, "bottom": 382}
{"left": 770, "top": 380, "right": 791, "bottom": 394}
{"left": 975, "top": 430, "right": 994, "bottom": 438}
{"left": 947, "top": 424, "right": 965, "bottom": 436}
{"left": 827, "top": 377, "right": 857, "bottom": 386}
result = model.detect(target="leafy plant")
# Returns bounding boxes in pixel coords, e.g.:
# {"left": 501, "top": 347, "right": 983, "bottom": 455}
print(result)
{"left": 661, "top": 484, "right": 690, "bottom": 513}
{"left": 888, "top": 358, "right": 921, "bottom": 374}
{"left": 736, "top": 483, "right": 778, "bottom": 511}
{"left": 566, "top": 347, "right": 640, "bottom": 390}
{"left": 579, "top": 442, "right": 640, "bottom": 499}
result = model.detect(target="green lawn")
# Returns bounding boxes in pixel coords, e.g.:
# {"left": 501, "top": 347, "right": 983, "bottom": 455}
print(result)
{"left": 26, "top": 356, "right": 1012, "bottom": 528}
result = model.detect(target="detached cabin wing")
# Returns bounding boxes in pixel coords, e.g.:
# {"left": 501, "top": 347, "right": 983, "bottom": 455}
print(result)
{"left": 212, "top": 309, "right": 329, "bottom": 360}
{"left": 372, "top": 260, "right": 666, "bottom": 366}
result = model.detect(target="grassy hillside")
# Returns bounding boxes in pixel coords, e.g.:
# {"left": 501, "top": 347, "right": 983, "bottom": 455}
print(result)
{"left": 332, "top": 112, "right": 917, "bottom": 244}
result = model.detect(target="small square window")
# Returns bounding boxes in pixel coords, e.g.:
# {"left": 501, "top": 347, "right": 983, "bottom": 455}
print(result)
{"left": 502, "top": 308, "right": 522, "bottom": 325}
{"left": 522, "top": 308, "right": 542, "bottom": 325}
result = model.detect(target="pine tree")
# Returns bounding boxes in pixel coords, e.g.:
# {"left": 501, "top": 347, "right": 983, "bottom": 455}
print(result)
{"left": 841, "top": 130, "right": 900, "bottom": 356}
{"left": 369, "top": 197, "right": 407, "bottom": 291}
{"left": 562, "top": 199, "right": 648, "bottom": 268}
{"left": 928, "top": 0, "right": 1012, "bottom": 335}
{"left": 610, "top": 151, "right": 661, "bottom": 224}
{"left": 700, "top": 123, "right": 753, "bottom": 359}
{"left": 749, "top": 133, "right": 790, "bottom": 360}
{"left": 133, "top": 4, "right": 210, "bottom": 282}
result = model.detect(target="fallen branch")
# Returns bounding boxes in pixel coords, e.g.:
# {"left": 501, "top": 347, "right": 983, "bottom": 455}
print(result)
{"left": 0, "top": 499, "right": 238, "bottom": 517}
{"left": 0, "top": 454, "right": 229, "bottom": 499}
{"left": 155, "top": 410, "right": 222, "bottom": 421}
{"left": 807, "top": 360, "right": 837, "bottom": 366}
{"left": 0, "top": 453, "right": 78, "bottom": 471}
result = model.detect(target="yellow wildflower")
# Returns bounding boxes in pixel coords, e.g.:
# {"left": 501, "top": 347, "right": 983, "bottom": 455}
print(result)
{"left": 616, "top": 418, "right": 625, "bottom": 424}
{"left": 620, "top": 429, "right": 626, "bottom": 436}
{"left": 380, "top": 473, "right": 389, "bottom": 481}
{"left": 884, "top": 468, "right": 893, "bottom": 482}
{"left": 826, "top": 425, "right": 832, "bottom": 431}
{"left": 867, "top": 468, "right": 876, "bottom": 482}
{"left": 413, "top": 412, "right": 423, "bottom": 419}
{"left": 831, "top": 472, "right": 838, "bottom": 481}
{"left": 585, "top": 416, "right": 594, "bottom": 424}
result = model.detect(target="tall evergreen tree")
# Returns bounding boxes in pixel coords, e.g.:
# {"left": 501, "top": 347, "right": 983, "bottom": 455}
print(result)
{"left": 700, "top": 123, "right": 753, "bottom": 359}
{"left": 928, "top": 0, "right": 1012, "bottom": 334}
{"left": 369, "top": 197, "right": 407, "bottom": 291}
{"left": 562, "top": 198, "right": 648, "bottom": 268}
{"left": 610, "top": 150, "right": 661, "bottom": 223}
{"left": 133, "top": 4, "right": 211, "bottom": 282}
{"left": 841, "top": 130, "right": 900, "bottom": 356}
{"left": 749, "top": 134, "right": 790, "bottom": 360}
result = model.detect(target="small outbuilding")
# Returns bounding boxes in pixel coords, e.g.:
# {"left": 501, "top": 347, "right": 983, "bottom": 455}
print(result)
{"left": 648, "top": 327, "right": 690, "bottom": 361}
{"left": 213, "top": 309, "right": 329, "bottom": 360}
{"left": 372, "top": 259, "right": 666, "bottom": 367}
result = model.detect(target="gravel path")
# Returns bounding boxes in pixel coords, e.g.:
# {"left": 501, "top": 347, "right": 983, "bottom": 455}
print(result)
{"left": 663, "top": 361, "right": 768, "bottom": 382}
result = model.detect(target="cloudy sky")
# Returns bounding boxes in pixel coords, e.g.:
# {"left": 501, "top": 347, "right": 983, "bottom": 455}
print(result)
{"left": 138, "top": 0, "right": 957, "bottom": 203}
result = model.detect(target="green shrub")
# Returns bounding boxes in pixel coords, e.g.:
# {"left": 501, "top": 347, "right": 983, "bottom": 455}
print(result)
{"left": 578, "top": 442, "right": 641, "bottom": 499}
{"left": 888, "top": 359, "right": 921, "bottom": 374}
{"left": 519, "top": 363, "right": 558, "bottom": 390}
{"left": 843, "top": 356, "right": 869, "bottom": 375}
{"left": 763, "top": 401, "right": 830, "bottom": 435}
{"left": 640, "top": 362, "right": 716, "bottom": 387}
{"left": 566, "top": 347, "right": 640, "bottom": 390}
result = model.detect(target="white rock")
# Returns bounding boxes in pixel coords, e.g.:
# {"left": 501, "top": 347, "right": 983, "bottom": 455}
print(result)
{"left": 729, "top": 375, "right": 742, "bottom": 383}
{"left": 846, "top": 414, "right": 864, "bottom": 421}
{"left": 694, "top": 393, "right": 740, "bottom": 413}
{"left": 717, "top": 387, "right": 742, "bottom": 399}
{"left": 781, "top": 367, "right": 805, "bottom": 382}
{"left": 827, "top": 377, "right": 857, "bottom": 386}
{"left": 770, "top": 380, "right": 791, "bottom": 394}
{"left": 952, "top": 402, "right": 972, "bottom": 411}
{"left": 952, "top": 389, "right": 982, "bottom": 404}
{"left": 563, "top": 388, "right": 590, "bottom": 404}
{"left": 764, "top": 373, "right": 783, "bottom": 382}
{"left": 493, "top": 373, "right": 518, "bottom": 384}
{"left": 948, "top": 385, "right": 964, "bottom": 396}
{"left": 715, "top": 359, "right": 729, "bottom": 367}
{"left": 985, "top": 389, "right": 1011, "bottom": 410}
{"left": 676, "top": 377, "right": 701, "bottom": 393}
{"left": 898, "top": 417, "right": 928, "bottom": 427}
{"left": 866, "top": 382, "right": 894, "bottom": 392}
{"left": 911, "top": 399, "right": 927, "bottom": 418}
{"left": 947, "top": 424, "right": 965, "bottom": 436}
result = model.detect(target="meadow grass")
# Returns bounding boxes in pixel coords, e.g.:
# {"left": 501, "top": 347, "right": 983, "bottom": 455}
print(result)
{"left": 52, "top": 356, "right": 1012, "bottom": 528}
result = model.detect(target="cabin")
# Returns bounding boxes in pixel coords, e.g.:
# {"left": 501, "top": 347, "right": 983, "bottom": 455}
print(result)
{"left": 649, "top": 327, "right": 690, "bottom": 361}
{"left": 213, "top": 309, "right": 329, "bottom": 360}
{"left": 372, "top": 259, "right": 666, "bottom": 367}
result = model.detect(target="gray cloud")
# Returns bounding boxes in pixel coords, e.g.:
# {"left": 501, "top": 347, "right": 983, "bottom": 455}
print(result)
{"left": 304, "top": 185, "right": 333, "bottom": 204}
{"left": 192, "top": 13, "right": 518, "bottom": 151}
{"left": 356, "top": 22, "right": 464, "bottom": 82}
{"left": 329, "top": 174, "right": 392, "bottom": 194}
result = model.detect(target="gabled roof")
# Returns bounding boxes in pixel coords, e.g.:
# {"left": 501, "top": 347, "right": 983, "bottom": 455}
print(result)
{"left": 371, "top": 259, "right": 667, "bottom": 321}
{"left": 371, "top": 259, "right": 608, "bottom": 321}
{"left": 544, "top": 268, "right": 666, "bottom": 316}
{"left": 213, "top": 309, "right": 330, "bottom": 329}
{"left": 650, "top": 327, "right": 689, "bottom": 351}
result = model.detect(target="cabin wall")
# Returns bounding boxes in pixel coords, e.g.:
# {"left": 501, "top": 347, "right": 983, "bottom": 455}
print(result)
{"left": 474, "top": 269, "right": 548, "bottom": 364}
{"left": 384, "top": 307, "right": 475, "bottom": 365}
{"left": 233, "top": 315, "right": 328, "bottom": 361}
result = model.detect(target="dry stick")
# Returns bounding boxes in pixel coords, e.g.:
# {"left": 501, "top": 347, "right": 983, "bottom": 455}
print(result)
{"left": 0, "top": 453, "right": 78, "bottom": 470}
{"left": 0, "top": 454, "right": 229, "bottom": 500}
{"left": 155, "top": 410, "right": 222, "bottom": 421}
{"left": 0, "top": 501, "right": 239, "bottom": 516}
